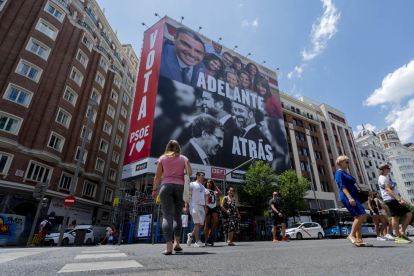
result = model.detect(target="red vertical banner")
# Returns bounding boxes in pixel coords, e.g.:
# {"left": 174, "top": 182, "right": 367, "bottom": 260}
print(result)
{"left": 124, "top": 18, "right": 166, "bottom": 165}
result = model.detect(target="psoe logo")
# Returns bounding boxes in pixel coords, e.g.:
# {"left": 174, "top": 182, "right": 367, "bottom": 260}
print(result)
{"left": 211, "top": 167, "right": 226, "bottom": 179}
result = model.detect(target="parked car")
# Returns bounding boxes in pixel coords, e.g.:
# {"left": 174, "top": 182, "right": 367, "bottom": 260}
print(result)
{"left": 285, "top": 222, "right": 325, "bottom": 240}
{"left": 392, "top": 225, "right": 414, "bottom": 236}
{"left": 45, "top": 225, "right": 107, "bottom": 245}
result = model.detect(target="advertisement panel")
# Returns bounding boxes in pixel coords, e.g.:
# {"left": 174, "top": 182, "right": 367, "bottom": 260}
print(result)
{"left": 123, "top": 17, "right": 290, "bottom": 179}
{"left": 137, "top": 214, "right": 152, "bottom": 238}
{"left": 47, "top": 198, "right": 93, "bottom": 227}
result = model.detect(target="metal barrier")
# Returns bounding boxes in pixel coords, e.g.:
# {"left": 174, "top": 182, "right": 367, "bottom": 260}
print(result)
{"left": 29, "top": 234, "right": 39, "bottom": 247}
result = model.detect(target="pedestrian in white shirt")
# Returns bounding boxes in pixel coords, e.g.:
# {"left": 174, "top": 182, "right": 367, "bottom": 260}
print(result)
{"left": 185, "top": 172, "right": 207, "bottom": 247}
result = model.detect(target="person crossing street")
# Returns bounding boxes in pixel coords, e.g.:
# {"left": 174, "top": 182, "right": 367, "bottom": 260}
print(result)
{"left": 186, "top": 172, "right": 207, "bottom": 247}
{"left": 269, "top": 192, "right": 289, "bottom": 242}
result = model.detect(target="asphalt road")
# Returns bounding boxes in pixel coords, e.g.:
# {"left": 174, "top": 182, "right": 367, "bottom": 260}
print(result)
{"left": 1, "top": 238, "right": 413, "bottom": 275}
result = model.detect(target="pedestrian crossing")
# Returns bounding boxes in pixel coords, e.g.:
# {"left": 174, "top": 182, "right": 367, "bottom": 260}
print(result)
{"left": 58, "top": 246, "right": 143, "bottom": 273}
{"left": 0, "top": 247, "right": 59, "bottom": 264}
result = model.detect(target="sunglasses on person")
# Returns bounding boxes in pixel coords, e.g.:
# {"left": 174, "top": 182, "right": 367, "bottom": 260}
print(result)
{"left": 346, "top": 162, "right": 350, "bottom": 164}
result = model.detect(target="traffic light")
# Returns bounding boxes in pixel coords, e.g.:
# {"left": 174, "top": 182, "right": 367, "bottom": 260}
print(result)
{"left": 33, "top": 182, "right": 46, "bottom": 200}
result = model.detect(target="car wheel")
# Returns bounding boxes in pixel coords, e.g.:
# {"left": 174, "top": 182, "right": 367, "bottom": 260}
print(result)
{"left": 62, "top": 238, "right": 69, "bottom": 246}
{"left": 86, "top": 238, "right": 92, "bottom": 245}
{"left": 318, "top": 232, "right": 323, "bottom": 239}
{"left": 296, "top": 233, "right": 302, "bottom": 240}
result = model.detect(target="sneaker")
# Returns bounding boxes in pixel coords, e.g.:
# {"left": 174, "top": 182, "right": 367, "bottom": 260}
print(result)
{"left": 377, "top": 236, "right": 387, "bottom": 241}
{"left": 400, "top": 232, "right": 412, "bottom": 241}
{"left": 282, "top": 237, "right": 290, "bottom": 242}
{"left": 194, "top": 241, "right": 205, "bottom": 247}
{"left": 186, "top": 233, "right": 192, "bottom": 246}
{"left": 385, "top": 234, "right": 396, "bottom": 241}
{"left": 205, "top": 239, "right": 214, "bottom": 246}
{"left": 395, "top": 238, "right": 412, "bottom": 244}
{"left": 273, "top": 239, "right": 279, "bottom": 242}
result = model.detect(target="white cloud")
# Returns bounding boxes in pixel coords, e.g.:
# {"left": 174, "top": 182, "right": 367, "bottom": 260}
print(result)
{"left": 287, "top": 64, "right": 306, "bottom": 79}
{"left": 290, "top": 84, "right": 296, "bottom": 94}
{"left": 353, "top": 123, "right": 377, "bottom": 138}
{"left": 385, "top": 100, "right": 414, "bottom": 142}
{"left": 363, "top": 60, "right": 414, "bottom": 106}
{"left": 252, "top": 18, "right": 258, "bottom": 27}
{"left": 301, "top": 0, "right": 341, "bottom": 61}
{"left": 241, "top": 18, "right": 258, "bottom": 28}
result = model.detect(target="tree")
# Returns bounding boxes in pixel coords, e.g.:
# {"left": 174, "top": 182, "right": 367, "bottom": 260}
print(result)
{"left": 276, "top": 170, "right": 310, "bottom": 223}
{"left": 238, "top": 161, "right": 278, "bottom": 217}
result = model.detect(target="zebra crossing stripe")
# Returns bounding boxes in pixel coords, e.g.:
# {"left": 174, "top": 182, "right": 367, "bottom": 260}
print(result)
{"left": 75, "top": 253, "right": 127, "bottom": 259}
{"left": 81, "top": 250, "right": 120, "bottom": 253}
{"left": 58, "top": 260, "right": 143, "bottom": 273}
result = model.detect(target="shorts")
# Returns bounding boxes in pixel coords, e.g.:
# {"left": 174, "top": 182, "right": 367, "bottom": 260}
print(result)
{"left": 385, "top": 200, "right": 411, "bottom": 217}
{"left": 272, "top": 214, "right": 285, "bottom": 226}
{"left": 206, "top": 206, "right": 217, "bottom": 216}
{"left": 370, "top": 209, "right": 380, "bottom": 216}
{"left": 106, "top": 233, "right": 110, "bottom": 237}
{"left": 190, "top": 203, "right": 205, "bottom": 224}
{"left": 38, "top": 230, "right": 46, "bottom": 238}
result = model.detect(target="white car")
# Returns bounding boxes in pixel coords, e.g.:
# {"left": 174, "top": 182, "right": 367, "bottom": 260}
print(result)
{"left": 285, "top": 222, "right": 325, "bottom": 240}
{"left": 392, "top": 225, "right": 414, "bottom": 236}
{"left": 45, "top": 228, "right": 94, "bottom": 245}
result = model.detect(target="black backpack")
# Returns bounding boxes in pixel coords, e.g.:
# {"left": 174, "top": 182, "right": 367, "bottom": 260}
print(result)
{"left": 44, "top": 221, "right": 52, "bottom": 231}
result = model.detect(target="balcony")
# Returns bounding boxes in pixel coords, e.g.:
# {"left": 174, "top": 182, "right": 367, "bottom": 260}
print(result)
{"left": 101, "top": 32, "right": 112, "bottom": 48}
{"left": 57, "top": 0, "right": 71, "bottom": 12}
{"left": 96, "top": 45, "right": 110, "bottom": 61}
{"left": 77, "top": 20, "right": 96, "bottom": 38}
{"left": 84, "top": 6, "right": 98, "bottom": 26}
{"left": 361, "top": 153, "right": 367, "bottom": 157}
{"left": 282, "top": 104, "right": 320, "bottom": 123}
{"left": 113, "top": 51, "right": 125, "bottom": 67}
{"left": 110, "top": 65, "right": 123, "bottom": 77}
{"left": 127, "top": 72, "right": 135, "bottom": 83}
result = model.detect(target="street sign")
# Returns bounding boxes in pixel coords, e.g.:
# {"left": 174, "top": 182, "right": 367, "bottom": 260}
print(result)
{"left": 63, "top": 196, "right": 76, "bottom": 206}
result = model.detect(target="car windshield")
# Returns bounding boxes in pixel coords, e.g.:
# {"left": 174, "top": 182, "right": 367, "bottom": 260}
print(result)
{"left": 407, "top": 225, "right": 413, "bottom": 229}
{"left": 288, "top": 223, "right": 302, "bottom": 229}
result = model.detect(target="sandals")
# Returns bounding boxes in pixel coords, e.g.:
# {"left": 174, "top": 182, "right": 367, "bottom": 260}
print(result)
{"left": 358, "top": 242, "right": 373, "bottom": 247}
{"left": 162, "top": 251, "right": 172, "bottom": 255}
{"left": 227, "top": 242, "right": 235, "bottom": 246}
{"left": 347, "top": 236, "right": 361, "bottom": 247}
{"left": 174, "top": 247, "right": 183, "bottom": 252}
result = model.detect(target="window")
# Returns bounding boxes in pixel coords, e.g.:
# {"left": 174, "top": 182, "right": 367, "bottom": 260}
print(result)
{"left": 102, "top": 211, "right": 109, "bottom": 220}
{"left": 114, "top": 77, "right": 120, "bottom": 87}
{"left": 295, "top": 131, "right": 300, "bottom": 140}
{"left": 75, "top": 147, "right": 88, "bottom": 164}
{"left": 99, "top": 139, "right": 109, "bottom": 153}
{"left": 80, "top": 126, "right": 93, "bottom": 140}
{"left": 56, "top": 108, "right": 71, "bottom": 128}
{"left": 115, "top": 135, "right": 122, "bottom": 147}
{"left": 331, "top": 124, "right": 335, "bottom": 131}
{"left": 297, "top": 120, "right": 303, "bottom": 127}
{"left": 16, "top": 60, "right": 42, "bottom": 82}
{"left": 96, "top": 72, "right": 105, "bottom": 87}
{"left": 293, "top": 118, "right": 297, "bottom": 126}
{"left": 95, "top": 158, "right": 105, "bottom": 172}
{"left": 397, "top": 158, "right": 410, "bottom": 164}
{"left": 103, "top": 121, "right": 112, "bottom": 135}
{"left": 25, "top": 161, "right": 52, "bottom": 182}
{"left": 327, "top": 146, "right": 331, "bottom": 153}
{"left": 334, "top": 135, "right": 338, "bottom": 142}
{"left": 63, "top": 87, "right": 77, "bottom": 106}
{"left": 36, "top": 19, "right": 58, "bottom": 40}
{"left": 330, "top": 159, "right": 334, "bottom": 167}
{"left": 107, "top": 105, "right": 115, "bottom": 119}
{"left": 300, "top": 161, "right": 306, "bottom": 171}
{"left": 59, "top": 173, "right": 72, "bottom": 190}
{"left": 300, "top": 133, "right": 305, "bottom": 141}
{"left": 318, "top": 165, "right": 325, "bottom": 175}
{"left": 45, "top": 3, "right": 63, "bottom": 21}
{"left": 0, "top": 0, "right": 7, "bottom": 10}
{"left": 86, "top": 105, "right": 97, "bottom": 122}
{"left": 324, "top": 133, "right": 328, "bottom": 140}
{"left": 126, "top": 81, "right": 131, "bottom": 91}
{"left": 91, "top": 89, "right": 101, "bottom": 104}
{"left": 76, "top": 50, "right": 88, "bottom": 68}
{"left": 100, "top": 58, "right": 108, "bottom": 71}
{"left": 111, "top": 90, "right": 118, "bottom": 103}
{"left": 82, "top": 181, "right": 97, "bottom": 197}
{"left": 0, "top": 152, "right": 13, "bottom": 175}
{"left": 402, "top": 173, "right": 414, "bottom": 179}
{"left": 298, "top": 146, "right": 303, "bottom": 155}
{"left": 337, "top": 147, "right": 342, "bottom": 155}
{"left": 3, "top": 84, "right": 33, "bottom": 107}
{"left": 70, "top": 67, "right": 83, "bottom": 86}
{"left": 0, "top": 112, "right": 22, "bottom": 135}
{"left": 82, "top": 34, "right": 92, "bottom": 50}
{"left": 314, "top": 137, "right": 319, "bottom": 145}
{"left": 303, "top": 148, "right": 308, "bottom": 156}
{"left": 105, "top": 188, "right": 114, "bottom": 201}
{"left": 372, "top": 172, "right": 376, "bottom": 178}
{"left": 283, "top": 114, "right": 286, "bottom": 121}
{"left": 118, "top": 121, "right": 125, "bottom": 133}
{"left": 112, "top": 151, "right": 120, "bottom": 164}
{"left": 48, "top": 132, "right": 64, "bottom": 152}
{"left": 121, "top": 107, "right": 127, "bottom": 118}
{"left": 321, "top": 122, "right": 326, "bottom": 129}
{"left": 109, "top": 169, "right": 117, "bottom": 181}
{"left": 26, "top": 38, "right": 50, "bottom": 60}
{"left": 123, "top": 94, "right": 129, "bottom": 105}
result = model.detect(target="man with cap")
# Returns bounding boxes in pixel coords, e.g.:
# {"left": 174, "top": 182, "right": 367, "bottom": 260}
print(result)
{"left": 378, "top": 163, "right": 412, "bottom": 244}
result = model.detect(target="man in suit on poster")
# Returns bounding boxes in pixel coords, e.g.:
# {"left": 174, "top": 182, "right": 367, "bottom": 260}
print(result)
{"left": 160, "top": 27, "right": 206, "bottom": 87}
{"left": 182, "top": 114, "right": 225, "bottom": 166}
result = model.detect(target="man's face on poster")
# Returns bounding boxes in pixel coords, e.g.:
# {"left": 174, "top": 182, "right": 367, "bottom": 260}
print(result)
{"left": 222, "top": 54, "right": 233, "bottom": 67}
{"left": 202, "top": 91, "right": 216, "bottom": 114}
{"left": 174, "top": 33, "right": 205, "bottom": 67}
{"left": 204, "top": 128, "right": 224, "bottom": 156}
{"left": 212, "top": 41, "right": 222, "bottom": 53}
{"left": 174, "top": 82, "right": 196, "bottom": 107}
{"left": 233, "top": 102, "right": 251, "bottom": 127}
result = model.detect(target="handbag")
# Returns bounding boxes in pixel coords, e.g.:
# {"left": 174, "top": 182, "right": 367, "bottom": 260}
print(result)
{"left": 220, "top": 197, "right": 229, "bottom": 219}
{"left": 355, "top": 182, "right": 369, "bottom": 204}
{"left": 182, "top": 156, "right": 192, "bottom": 203}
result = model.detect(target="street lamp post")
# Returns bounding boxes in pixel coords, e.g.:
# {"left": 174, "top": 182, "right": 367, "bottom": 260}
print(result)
{"left": 57, "top": 100, "right": 98, "bottom": 246}
{"left": 307, "top": 157, "right": 321, "bottom": 211}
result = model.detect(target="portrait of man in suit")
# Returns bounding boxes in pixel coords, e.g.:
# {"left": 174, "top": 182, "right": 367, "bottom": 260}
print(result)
{"left": 160, "top": 27, "right": 207, "bottom": 87}
{"left": 181, "top": 114, "right": 224, "bottom": 166}
{"left": 204, "top": 40, "right": 223, "bottom": 58}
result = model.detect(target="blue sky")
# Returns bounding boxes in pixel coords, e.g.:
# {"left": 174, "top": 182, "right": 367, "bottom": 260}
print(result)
{"left": 97, "top": 0, "right": 414, "bottom": 142}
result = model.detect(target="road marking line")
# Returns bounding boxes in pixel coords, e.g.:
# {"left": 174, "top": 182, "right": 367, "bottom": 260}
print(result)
{"left": 75, "top": 253, "right": 127, "bottom": 259}
{"left": 58, "top": 260, "right": 143, "bottom": 273}
{"left": 81, "top": 250, "right": 120, "bottom": 253}
{"left": 0, "top": 248, "right": 58, "bottom": 264}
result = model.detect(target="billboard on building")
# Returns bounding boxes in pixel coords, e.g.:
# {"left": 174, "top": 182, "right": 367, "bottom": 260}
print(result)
{"left": 123, "top": 17, "right": 290, "bottom": 180}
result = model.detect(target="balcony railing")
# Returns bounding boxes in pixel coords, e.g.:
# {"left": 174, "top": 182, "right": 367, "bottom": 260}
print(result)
{"left": 110, "top": 65, "right": 123, "bottom": 77}
{"left": 113, "top": 51, "right": 124, "bottom": 67}
{"left": 282, "top": 104, "right": 320, "bottom": 122}
{"left": 77, "top": 20, "right": 96, "bottom": 38}
{"left": 96, "top": 45, "right": 110, "bottom": 61}
{"left": 57, "top": 0, "right": 71, "bottom": 11}
{"left": 101, "top": 32, "right": 112, "bottom": 48}
{"left": 127, "top": 72, "right": 135, "bottom": 83}
{"left": 84, "top": 6, "right": 98, "bottom": 26}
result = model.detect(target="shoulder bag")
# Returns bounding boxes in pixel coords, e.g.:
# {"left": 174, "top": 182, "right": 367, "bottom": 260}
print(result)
{"left": 182, "top": 156, "right": 192, "bottom": 203}
{"left": 355, "top": 182, "right": 369, "bottom": 204}
{"left": 221, "top": 196, "right": 229, "bottom": 219}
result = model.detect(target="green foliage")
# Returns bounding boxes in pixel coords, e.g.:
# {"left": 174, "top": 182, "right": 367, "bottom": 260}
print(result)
{"left": 400, "top": 201, "right": 414, "bottom": 225}
{"left": 238, "top": 161, "right": 278, "bottom": 216}
{"left": 275, "top": 170, "right": 310, "bottom": 221}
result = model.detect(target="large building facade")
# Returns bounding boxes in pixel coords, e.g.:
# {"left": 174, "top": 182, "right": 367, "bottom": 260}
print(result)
{"left": 0, "top": 0, "right": 138, "bottom": 241}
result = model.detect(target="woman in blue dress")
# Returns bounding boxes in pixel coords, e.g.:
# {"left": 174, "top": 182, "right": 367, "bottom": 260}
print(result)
{"left": 335, "top": 155, "right": 372, "bottom": 247}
